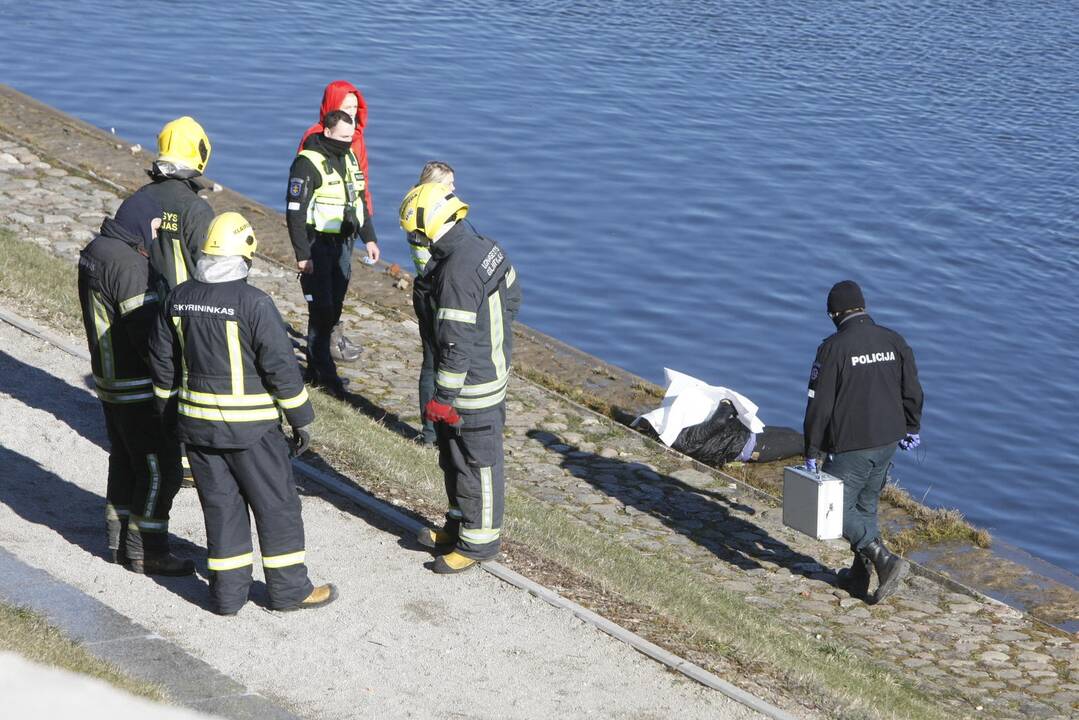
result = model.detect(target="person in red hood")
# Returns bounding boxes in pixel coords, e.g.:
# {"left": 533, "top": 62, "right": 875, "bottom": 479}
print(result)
{"left": 296, "top": 80, "right": 373, "bottom": 364}
{"left": 297, "top": 80, "right": 372, "bottom": 217}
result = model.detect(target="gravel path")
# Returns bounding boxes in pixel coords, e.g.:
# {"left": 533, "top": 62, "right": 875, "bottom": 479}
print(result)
{"left": 0, "top": 318, "right": 761, "bottom": 720}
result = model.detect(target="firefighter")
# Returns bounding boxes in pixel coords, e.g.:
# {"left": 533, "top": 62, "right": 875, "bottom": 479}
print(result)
{"left": 400, "top": 183, "right": 522, "bottom": 573}
{"left": 150, "top": 212, "right": 336, "bottom": 615}
{"left": 804, "top": 280, "right": 924, "bottom": 604}
{"left": 77, "top": 192, "right": 192, "bottom": 575}
{"left": 286, "top": 110, "right": 379, "bottom": 398}
{"left": 129, "top": 115, "right": 215, "bottom": 488}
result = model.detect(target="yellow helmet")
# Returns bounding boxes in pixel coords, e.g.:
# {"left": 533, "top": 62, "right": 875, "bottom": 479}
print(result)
{"left": 202, "top": 212, "right": 257, "bottom": 259}
{"left": 399, "top": 182, "right": 468, "bottom": 240}
{"left": 157, "top": 116, "right": 211, "bottom": 173}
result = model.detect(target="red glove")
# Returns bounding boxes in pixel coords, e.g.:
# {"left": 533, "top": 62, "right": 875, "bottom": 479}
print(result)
{"left": 424, "top": 399, "right": 461, "bottom": 426}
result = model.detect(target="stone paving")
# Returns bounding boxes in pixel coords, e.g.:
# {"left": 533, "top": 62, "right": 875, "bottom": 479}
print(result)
{"left": 0, "top": 138, "right": 1076, "bottom": 719}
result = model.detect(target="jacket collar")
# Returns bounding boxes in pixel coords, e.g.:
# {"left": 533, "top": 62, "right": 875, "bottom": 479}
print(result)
{"left": 430, "top": 221, "right": 474, "bottom": 259}
{"left": 837, "top": 311, "right": 872, "bottom": 331}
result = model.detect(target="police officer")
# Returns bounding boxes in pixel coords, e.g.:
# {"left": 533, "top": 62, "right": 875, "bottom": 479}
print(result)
{"left": 129, "top": 115, "right": 215, "bottom": 487}
{"left": 286, "top": 110, "right": 379, "bottom": 398}
{"left": 400, "top": 183, "right": 522, "bottom": 573}
{"left": 150, "top": 212, "right": 336, "bottom": 615}
{"left": 804, "top": 280, "right": 923, "bottom": 604}
{"left": 78, "top": 192, "right": 192, "bottom": 576}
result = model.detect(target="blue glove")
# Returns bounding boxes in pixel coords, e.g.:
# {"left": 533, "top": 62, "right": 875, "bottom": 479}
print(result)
{"left": 898, "top": 433, "right": 920, "bottom": 451}
{"left": 805, "top": 457, "right": 817, "bottom": 473}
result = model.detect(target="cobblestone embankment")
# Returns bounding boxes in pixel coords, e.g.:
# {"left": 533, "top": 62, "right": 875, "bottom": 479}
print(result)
{"left": 0, "top": 88, "right": 1076, "bottom": 719}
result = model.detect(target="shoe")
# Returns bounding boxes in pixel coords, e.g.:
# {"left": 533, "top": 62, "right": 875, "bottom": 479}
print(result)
{"left": 861, "top": 539, "right": 909, "bottom": 605}
{"left": 836, "top": 555, "right": 873, "bottom": 599}
{"left": 128, "top": 552, "right": 195, "bottom": 577}
{"left": 311, "top": 375, "right": 348, "bottom": 400}
{"left": 330, "top": 326, "right": 362, "bottom": 363}
{"left": 417, "top": 527, "right": 456, "bottom": 549}
{"left": 433, "top": 551, "right": 478, "bottom": 574}
{"left": 278, "top": 583, "right": 339, "bottom": 611}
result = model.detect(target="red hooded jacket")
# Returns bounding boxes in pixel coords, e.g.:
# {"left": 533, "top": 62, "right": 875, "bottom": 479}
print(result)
{"left": 297, "top": 80, "right": 372, "bottom": 216}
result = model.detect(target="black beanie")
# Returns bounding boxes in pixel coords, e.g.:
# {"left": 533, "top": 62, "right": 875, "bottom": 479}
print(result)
{"left": 827, "top": 280, "right": 865, "bottom": 315}
{"left": 114, "top": 192, "right": 163, "bottom": 249}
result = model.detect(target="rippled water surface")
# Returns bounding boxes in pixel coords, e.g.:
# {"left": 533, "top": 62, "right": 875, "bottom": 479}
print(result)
{"left": 2, "top": 1, "right": 1076, "bottom": 572}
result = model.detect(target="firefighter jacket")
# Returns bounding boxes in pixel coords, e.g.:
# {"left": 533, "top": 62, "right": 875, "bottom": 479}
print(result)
{"left": 133, "top": 172, "right": 215, "bottom": 291}
{"left": 286, "top": 134, "right": 377, "bottom": 263}
{"left": 78, "top": 217, "right": 160, "bottom": 405}
{"left": 149, "top": 277, "right": 314, "bottom": 450}
{"left": 804, "top": 313, "right": 923, "bottom": 457}
{"left": 421, "top": 221, "right": 522, "bottom": 413}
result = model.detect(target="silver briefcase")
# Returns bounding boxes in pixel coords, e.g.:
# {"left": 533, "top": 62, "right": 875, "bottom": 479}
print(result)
{"left": 782, "top": 465, "right": 844, "bottom": 540}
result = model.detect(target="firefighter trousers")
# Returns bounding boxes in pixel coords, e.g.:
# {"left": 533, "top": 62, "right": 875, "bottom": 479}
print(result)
{"left": 186, "top": 427, "right": 313, "bottom": 614}
{"left": 435, "top": 405, "right": 506, "bottom": 560}
{"left": 101, "top": 401, "right": 181, "bottom": 560}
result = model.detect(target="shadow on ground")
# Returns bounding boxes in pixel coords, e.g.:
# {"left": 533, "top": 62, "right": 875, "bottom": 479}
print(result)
{"left": 526, "top": 429, "right": 841, "bottom": 584}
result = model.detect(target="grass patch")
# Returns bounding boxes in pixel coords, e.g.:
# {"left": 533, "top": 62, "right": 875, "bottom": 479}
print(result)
{"left": 881, "top": 484, "right": 991, "bottom": 554}
{"left": 0, "top": 229, "right": 83, "bottom": 336}
{"left": 0, "top": 603, "right": 165, "bottom": 701}
{"left": 1, "top": 226, "right": 958, "bottom": 719}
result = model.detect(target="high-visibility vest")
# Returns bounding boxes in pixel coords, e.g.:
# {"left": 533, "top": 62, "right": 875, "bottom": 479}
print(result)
{"left": 297, "top": 149, "right": 364, "bottom": 234}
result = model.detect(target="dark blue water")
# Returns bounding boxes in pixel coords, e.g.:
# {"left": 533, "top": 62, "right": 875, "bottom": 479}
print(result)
{"left": 2, "top": 1, "right": 1077, "bottom": 573}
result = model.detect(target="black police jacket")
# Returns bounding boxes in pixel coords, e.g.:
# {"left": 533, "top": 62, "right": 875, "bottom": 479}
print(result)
{"left": 149, "top": 277, "right": 314, "bottom": 449}
{"left": 132, "top": 174, "right": 214, "bottom": 292}
{"left": 803, "top": 313, "right": 923, "bottom": 457}
{"left": 77, "top": 217, "right": 160, "bottom": 404}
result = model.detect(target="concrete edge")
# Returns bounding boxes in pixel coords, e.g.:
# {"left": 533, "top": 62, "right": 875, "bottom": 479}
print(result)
{"left": 0, "top": 547, "right": 300, "bottom": 720}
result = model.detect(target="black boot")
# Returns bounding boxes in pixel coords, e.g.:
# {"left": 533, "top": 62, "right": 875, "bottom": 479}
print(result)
{"left": 861, "top": 538, "right": 909, "bottom": 604}
{"left": 837, "top": 554, "right": 873, "bottom": 599}
{"left": 128, "top": 552, "right": 195, "bottom": 577}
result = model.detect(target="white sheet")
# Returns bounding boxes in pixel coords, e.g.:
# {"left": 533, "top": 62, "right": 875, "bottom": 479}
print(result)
{"left": 634, "top": 368, "right": 766, "bottom": 447}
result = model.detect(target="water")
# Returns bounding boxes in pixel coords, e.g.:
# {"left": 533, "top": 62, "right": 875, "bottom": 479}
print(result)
{"left": 2, "top": 1, "right": 1076, "bottom": 573}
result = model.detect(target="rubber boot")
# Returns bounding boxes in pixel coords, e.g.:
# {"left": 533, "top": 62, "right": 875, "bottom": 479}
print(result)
{"left": 433, "top": 551, "right": 478, "bottom": 574}
{"left": 129, "top": 552, "right": 195, "bottom": 577}
{"left": 416, "top": 526, "right": 456, "bottom": 549}
{"left": 279, "top": 583, "right": 339, "bottom": 611}
{"left": 128, "top": 531, "right": 195, "bottom": 577}
{"left": 330, "top": 324, "right": 362, "bottom": 363}
{"left": 108, "top": 519, "right": 128, "bottom": 565}
{"left": 836, "top": 555, "right": 873, "bottom": 599}
{"left": 861, "top": 538, "right": 909, "bottom": 604}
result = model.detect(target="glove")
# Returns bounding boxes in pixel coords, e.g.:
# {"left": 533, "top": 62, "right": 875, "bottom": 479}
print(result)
{"left": 898, "top": 433, "right": 920, "bottom": 451}
{"left": 289, "top": 424, "right": 312, "bottom": 458}
{"left": 805, "top": 457, "right": 817, "bottom": 473}
{"left": 424, "top": 399, "right": 461, "bottom": 426}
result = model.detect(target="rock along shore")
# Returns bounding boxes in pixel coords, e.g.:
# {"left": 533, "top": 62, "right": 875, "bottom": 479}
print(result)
{"left": 0, "top": 84, "right": 1076, "bottom": 719}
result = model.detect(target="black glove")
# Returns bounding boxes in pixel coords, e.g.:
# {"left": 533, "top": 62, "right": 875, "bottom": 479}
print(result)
{"left": 289, "top": 424, "right": 312, "bottom": 458}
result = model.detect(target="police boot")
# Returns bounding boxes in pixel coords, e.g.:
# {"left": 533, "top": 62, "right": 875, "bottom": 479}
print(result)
{"left": 836, "top": 554, "right": 873, "bottom": 599}
{"left": 129, "top": 552, "right": 195, "bottom": 577}
{"left": 280, "top": 583, "right": 339, "bottom": 611}
{"left": 860, "top": 539, "right": 909, "bottom": 604}
{"left": 416, "top": 526, "right": 456, "bottom": 549}
{"left": 330, "top": 324, "right": 362, "bottom": 363}
{"left": 433, "top": 551, "right": 478, "bottom": 574}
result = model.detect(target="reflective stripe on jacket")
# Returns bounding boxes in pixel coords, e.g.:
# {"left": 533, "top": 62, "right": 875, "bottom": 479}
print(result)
{"left": 150, "top": 278, "right": 314, "bottom": 449}
{"left": 78, "top": 220, "right": 160, "bottom": 405}
{"left": 423, "top": 222, "right": 522, "bottom": 413}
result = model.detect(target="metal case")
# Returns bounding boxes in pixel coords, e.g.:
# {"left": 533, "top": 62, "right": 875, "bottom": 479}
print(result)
{"left": 782, "top": 465, "right": 844, "bottom": 540}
